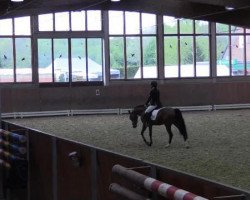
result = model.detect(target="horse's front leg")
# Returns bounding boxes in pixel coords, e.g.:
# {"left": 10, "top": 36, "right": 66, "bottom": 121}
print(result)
{"left": 148, "top": 125, "right": 153, "bottom": 146}
{"left": 141, "top": 123, "right": 150, "bottom": 146}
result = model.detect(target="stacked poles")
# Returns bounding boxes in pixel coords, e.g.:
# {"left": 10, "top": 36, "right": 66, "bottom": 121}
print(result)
{"left": 111, "top": 164, "right": 208, "bottom": 200}
{"left": 0, "top": 129, "right": 27, "bottom": 169}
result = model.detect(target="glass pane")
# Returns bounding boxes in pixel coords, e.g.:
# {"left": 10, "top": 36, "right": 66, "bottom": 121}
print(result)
{"left": 180, "top": 19, "right": 193, "bottom": 34}
{"left": 163, "top": 16, "right": 177, "bottom": 34}
{"left": 164, "top": 36, "right": 178, "bottom": 78}
{"left": 15, "top": 38, "right": 32, "bottom": 82}
{"left": 87, "top": 38, "right": 102, "bottom": 81}
{"left": 195, "top": 20, "right": 209, "bottom": 34}
{"left": 55, "top": 12, "right": 70, "bottom": 31}
{"left": 142, "top": 13, "right": 156, "bottom": 34}
{"left": 0, "top": 19, "right": 13, "bottom": 35}
{"left": 38, "top": 39, "right": 52, "bottom": 83}
{"left": 231, "top": 26, "right": 244, "bottom": 34}
{"left": 246, "top": 36, "right": 250, "bottom": 75}
{"left": 14, "top": 16, "right": 31, "bottom": 35}
{"left": 87, "top": 10, "right": 101, "bottom": 31}
{"left": 53, "top": 39, "right": 69, "bottom": 82}
{"left": 109, "top": 37, "right": 124, "bottom": 79}
{"left": 216, "top": 23, "right": 229, "bottom": 34}
{"left": 39, "top": 14, "right": 53, "bottom": 31}
{"left": 71, "top": 38, "right": 86, "bottom": 82}
{"left": 125, "top": 12, "right": 140, "bottom": 34}
{"left": 0, "top": 38, "right": 14, "bottom": 82}
{"left": 180, "top": 36, "right": 194, "bottom": 77}
{"left": 142, "top": 36, "right": 157, "bottom": 78}
{"left": 216, "top": 35, "right": 230, "bottom": 76}
{"left": 109, "top": 11, "right": 124, "bottom": 35}
{"left": 71, "top": 11, "right": 85, "bottom": 31}
{"left": 126, "top": 37, "right": 141, "bottom": 79}
{"left": 231, "top": 35, "right": 245, "bottom": 76}
{"left": 196, "top": 36, "right": 210, "bottom": 77}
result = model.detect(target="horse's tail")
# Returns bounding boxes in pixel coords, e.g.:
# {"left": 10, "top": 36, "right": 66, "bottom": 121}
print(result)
{"left": 174, "top": 109, "right": 188, "bottom": 141}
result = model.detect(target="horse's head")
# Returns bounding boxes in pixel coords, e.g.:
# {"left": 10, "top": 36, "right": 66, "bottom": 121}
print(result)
{"left": 128, "top": 110, "right": 138, "bottom": 128}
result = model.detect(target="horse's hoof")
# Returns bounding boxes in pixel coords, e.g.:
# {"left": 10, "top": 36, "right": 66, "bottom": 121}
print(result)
{"left": 185, "top": 141, "right": 190, "bottom": 149}
{"left": 165, "top": 144, "right": 170, "bottom": 148}
{"left": 145, "top": 142, "right": 151, "bottom": 146}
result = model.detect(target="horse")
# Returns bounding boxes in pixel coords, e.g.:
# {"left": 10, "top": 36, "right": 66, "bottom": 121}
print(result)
{"left": 129, "top": 105, "right": 189, "bottom": 148}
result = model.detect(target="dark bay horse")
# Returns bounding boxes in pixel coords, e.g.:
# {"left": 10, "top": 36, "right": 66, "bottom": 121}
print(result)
{"left": 129, "top": 105, "right": 189, "bottom": 148}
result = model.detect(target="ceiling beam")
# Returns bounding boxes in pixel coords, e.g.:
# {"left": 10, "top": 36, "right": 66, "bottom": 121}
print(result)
{"left": 1, "top": 0, "right": 250, "bottom": 28}
{"left": 177, "top": 0, "right": 250, "bottom": 8}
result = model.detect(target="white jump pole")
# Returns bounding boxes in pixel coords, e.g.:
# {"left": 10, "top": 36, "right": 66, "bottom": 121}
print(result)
{"left": 112, "top": 164, "right": 208, "bottom": 200}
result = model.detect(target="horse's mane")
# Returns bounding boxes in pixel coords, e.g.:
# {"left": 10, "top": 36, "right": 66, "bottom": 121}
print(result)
{"left": 135, "top": 104, "right": 146, "bottom": 109}
{"left": 132, "top": 105, "right": 146, "bottom": 115}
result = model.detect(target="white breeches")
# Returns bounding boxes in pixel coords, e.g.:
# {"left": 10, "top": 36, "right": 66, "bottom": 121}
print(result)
{"left": 145, "top": 105, "right": 157, "bottom": 113}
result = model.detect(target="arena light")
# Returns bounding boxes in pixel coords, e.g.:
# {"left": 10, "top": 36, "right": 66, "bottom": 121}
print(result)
{"left": 111, "top": 0, "right": 120, "bottom": 2}
{"left": 11, "top": 0, "right": 24, "bottom": 2}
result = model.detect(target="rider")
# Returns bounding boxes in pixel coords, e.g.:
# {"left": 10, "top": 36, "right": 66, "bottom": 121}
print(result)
{"left": 144, "top": 81, "right": 162, "bottom": 124}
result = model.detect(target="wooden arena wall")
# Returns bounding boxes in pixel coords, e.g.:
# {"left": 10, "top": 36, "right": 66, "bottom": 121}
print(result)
{"left": 1, "top": 81, "right": 250, "bottom": 113}
{"left": 1, "top": 121, "right": 250, "bottom": 200}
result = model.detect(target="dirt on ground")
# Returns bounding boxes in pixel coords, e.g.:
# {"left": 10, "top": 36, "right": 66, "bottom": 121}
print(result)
{"left": 6, "top": 109, "right": 250, "bottom": 191}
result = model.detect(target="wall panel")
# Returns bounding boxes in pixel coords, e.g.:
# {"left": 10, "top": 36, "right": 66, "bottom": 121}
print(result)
{"left": 1, "top": 81, "right": 250, "bottom": 113}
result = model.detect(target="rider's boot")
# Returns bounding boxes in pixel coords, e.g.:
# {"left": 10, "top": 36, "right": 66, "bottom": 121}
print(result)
{"left": 144, "top": 112, "right": 151, "bottom": 126}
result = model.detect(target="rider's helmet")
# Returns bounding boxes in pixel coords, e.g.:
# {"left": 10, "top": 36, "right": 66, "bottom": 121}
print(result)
{"left": 150, "top": 81, "right": 157, "bottom": 88}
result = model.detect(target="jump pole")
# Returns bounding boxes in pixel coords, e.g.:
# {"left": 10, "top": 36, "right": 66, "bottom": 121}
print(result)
{"left": 112, "top": 164, "right": 208, "bottom": 200}
{"left": 109, "top": 183, "right": 149, "bottom": 200}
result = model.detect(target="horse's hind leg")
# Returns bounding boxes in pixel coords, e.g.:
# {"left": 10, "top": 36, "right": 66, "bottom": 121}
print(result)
{"left": 141, "top": 123, "right": 150, "bottom": 146}
{"left": 165, "top": 125, "right": 173, "bottom": 148}
{"left": 173, "top": 122, "right": 189, "bottom": 149}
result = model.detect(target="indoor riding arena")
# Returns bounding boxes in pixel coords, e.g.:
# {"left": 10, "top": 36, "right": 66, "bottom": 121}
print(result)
{"left": 1, "top": 0, "right": 250, "bottom": 200}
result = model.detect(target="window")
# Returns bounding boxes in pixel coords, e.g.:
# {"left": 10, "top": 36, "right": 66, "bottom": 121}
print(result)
{"left": 180, "top": 36, "right": 194, "bottom": 77}
{"left": 109, "top": 11, "right": 157, "bottom": 80}
{"left": 216, "top": 35, "right": 230, "bottom": 76}
{"left": 38, "top": 38, "right": 103, "bottom": 83}
{"left": 164, "top": 36, "right": 178, "bottom": 78}
{"left": 87, "top": 11, "right": 101, "bottom": 31}
{"left": 216, "top": 23, "right": 248, "bottom": 76}
{"left": 38, "top": 10, "right": 102, "bottom": 32}
{"left": 87, "top": 38, "right": 103, "bottom": 81}
{"left": 109, "top": 11, "right": 124, "bottom": 35}
{"left": 0, "top": 38, "right": 14, "bottom": 82}
{"left": 55, "top": 12, "right": 70, "bottom": 31}
{"left": 231, "top": 35, "right": 244, "bottom": 76}
{"left": 196, "top": 36, "right": 210, "bottom": 77}
{"left": 0, "top": 19, "right": 13, "bottom": 35}
{"left": 246, "top": 35, "right": 250, "bottom": 75}
{"left": 164, "top": 17, "right": 210, "bottom": 78}
{"left": 0, "top": 16, "right": 31, "bottom": 83}
{"left": 126, "top": 37, "right": 141, "bottom": 79}
{"left": 37, "top": 10, "right": 103, "bottom": 84}
{"left": 14, "top": 16, "right": 31, "bottom": 35}
{"left": 71, "top": 38, "right": 86, "bottom": 81}
{"left": 109, "top": 37, "right": 125, "bottom": 79}
{"left": 15, "top": 38, "right": 32, "bottom": 82}
{"left": 38, "top": 39, "right": 52, "bottom": 82}
{"left": 71, "top": 11, "right": 86, "bottom": 31}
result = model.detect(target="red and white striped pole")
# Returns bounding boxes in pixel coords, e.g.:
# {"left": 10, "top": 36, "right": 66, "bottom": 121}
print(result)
{"left": 112, "top": 164, "right": 208, "bottom": 200}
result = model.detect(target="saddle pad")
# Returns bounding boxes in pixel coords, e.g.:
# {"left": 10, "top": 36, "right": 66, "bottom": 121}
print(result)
{"left": 151, "top": 107, "right": 164, "bottom": 121}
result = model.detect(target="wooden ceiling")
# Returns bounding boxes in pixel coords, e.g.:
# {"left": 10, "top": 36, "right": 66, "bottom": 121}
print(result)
{"left": 1, "top": 0, "right": 250, "bottom": 28}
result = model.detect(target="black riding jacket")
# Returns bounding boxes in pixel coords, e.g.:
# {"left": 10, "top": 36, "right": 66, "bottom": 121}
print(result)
{"left": 145, "top": 87, "right": 162, "bottom": 108}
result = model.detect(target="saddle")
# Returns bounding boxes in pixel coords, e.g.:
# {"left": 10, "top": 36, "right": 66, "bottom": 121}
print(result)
{"left": 150, "top": 107, "right": 164, "bottom": 120}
